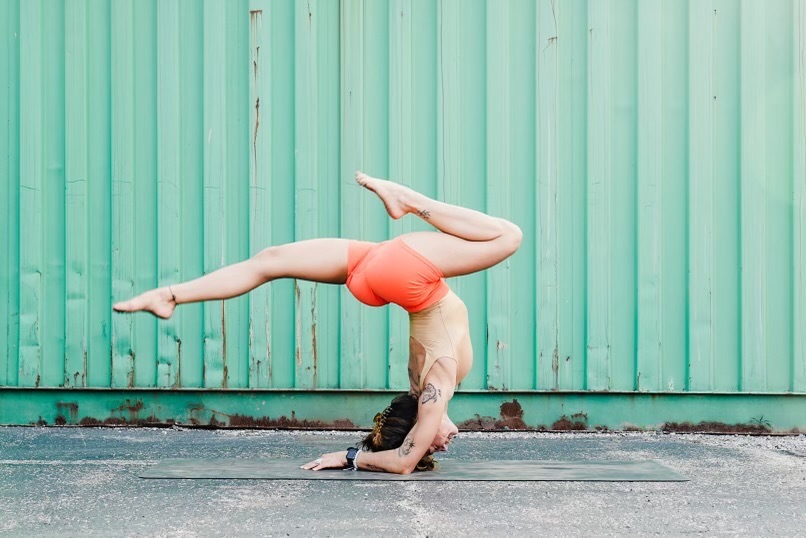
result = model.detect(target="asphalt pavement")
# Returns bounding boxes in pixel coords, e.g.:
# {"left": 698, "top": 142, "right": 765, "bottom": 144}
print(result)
{"left": 0, "top": 427, "right": 804, "bottom": 536}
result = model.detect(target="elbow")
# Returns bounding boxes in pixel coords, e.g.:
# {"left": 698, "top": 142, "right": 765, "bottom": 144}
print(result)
{"left": 395, "top": 461, "right": 416, "bottom": 475}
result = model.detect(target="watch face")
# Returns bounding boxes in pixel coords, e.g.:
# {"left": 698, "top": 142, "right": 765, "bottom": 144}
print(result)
{"left": 346, "top": 447, "right": 359, "bottom": 468}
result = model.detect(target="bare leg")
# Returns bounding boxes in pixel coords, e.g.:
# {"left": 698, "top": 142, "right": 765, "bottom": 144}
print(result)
{"left": 113, "top": 239, "right": 349, "bottom": 319}
{"left": 355, "top": 171, "right": 522, "bottom": 277}
{"left": 356, "top": 171, "right": 511, "bottom": 241}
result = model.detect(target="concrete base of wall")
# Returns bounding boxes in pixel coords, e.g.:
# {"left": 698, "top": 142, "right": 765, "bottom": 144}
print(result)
{"left": 1, "top": 388, "right": 804, "bottom": 433}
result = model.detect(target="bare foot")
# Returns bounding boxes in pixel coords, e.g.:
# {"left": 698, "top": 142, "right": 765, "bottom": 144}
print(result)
{"left": 113, "top": 287, "right": 177, "bottom": 319}
{"left": 355, "top": 171, "right": 414, "bottom": 220}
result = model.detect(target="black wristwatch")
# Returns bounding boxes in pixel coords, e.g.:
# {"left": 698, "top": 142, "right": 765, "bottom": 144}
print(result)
{"left": 346, "top": 447, "right": 360, "bottom": 470}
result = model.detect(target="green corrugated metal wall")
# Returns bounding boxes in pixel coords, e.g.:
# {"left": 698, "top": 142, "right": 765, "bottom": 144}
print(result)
{"left": 1, "top": 0, "right": 805, "bottom": 428}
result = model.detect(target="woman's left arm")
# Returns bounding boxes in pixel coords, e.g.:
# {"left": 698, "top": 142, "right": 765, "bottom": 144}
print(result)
{"left": 353, "top": 395, "right": 444, "bottom": 474}
{"left": 302, "top": 370, "right": 453, "bottom": 474}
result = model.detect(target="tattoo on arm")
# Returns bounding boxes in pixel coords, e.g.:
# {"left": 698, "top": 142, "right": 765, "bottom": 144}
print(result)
{"left": 398, "top": 435, "right": 415, "bottom": 457}
{"left": 420, "top": 383, "right": 441, "bottom": 405}
{"left": 417, "top": 209, "right": 431, "bottom": 220}
{"left": 364, "top": 463, "right": 384, "bottom": 472}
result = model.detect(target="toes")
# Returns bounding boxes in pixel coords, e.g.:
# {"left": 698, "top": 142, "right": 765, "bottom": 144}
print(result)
{"left": 114, "top": 297, "right": 145, "bottom": 313}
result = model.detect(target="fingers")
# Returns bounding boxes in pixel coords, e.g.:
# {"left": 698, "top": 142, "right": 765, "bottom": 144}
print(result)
{"left": 301, "top": 458, "right": 325, "bottom": 471}
{"left": 301, "top": 451, "right": 347, "bottom": 471}
{"left": 301, "top": 461, "right": 320, "bottom": 471}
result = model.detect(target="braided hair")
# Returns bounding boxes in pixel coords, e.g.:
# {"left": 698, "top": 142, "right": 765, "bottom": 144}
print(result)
{"left": 361, "top": 393, "right": 435, "bottom": 472}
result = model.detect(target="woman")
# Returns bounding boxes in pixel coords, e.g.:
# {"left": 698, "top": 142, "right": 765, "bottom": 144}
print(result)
{"left": 114, "top": 172, "right": 522, "bottom": 474}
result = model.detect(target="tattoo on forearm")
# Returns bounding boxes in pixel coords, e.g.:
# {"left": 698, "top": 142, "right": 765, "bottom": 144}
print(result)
{"left": 398, "top": 435, "right": 415, "bottom": 457}
{"left": 420, "top": 383, "right": 441, "bottom": 405}
{"left": 417, "top": 208, "right": 431, "bottom": 220}
{"left": 365, "top": 463, "right": 384, "bottom": 471}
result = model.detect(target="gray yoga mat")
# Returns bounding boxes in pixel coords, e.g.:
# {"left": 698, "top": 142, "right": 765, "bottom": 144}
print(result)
{"left": 139, "top": 458, "right": 687, "bottom": 481}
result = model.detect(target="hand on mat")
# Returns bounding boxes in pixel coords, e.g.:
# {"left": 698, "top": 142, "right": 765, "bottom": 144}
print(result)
{"left": 301, "top": 451, "right": 348, "bottom": 471}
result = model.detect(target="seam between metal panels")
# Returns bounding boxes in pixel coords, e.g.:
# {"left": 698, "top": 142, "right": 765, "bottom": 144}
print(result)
{"left": 82, "top": 2, "right": 90, "bottom": 389}
{"left": 152, "top": 1, "right": 159, "bottom": 390}
{"left": 38, "top": 4, "right": 45, "bottom": 387}
{"left": 10, "top": 0, "right": 21, "bottom": 387}
{"left": 62, "top": 1, "right": 68, "bottom": 389}
{"left": 633, "top": 9, "right": 639, "bottom": 392}
{"left": 791, "top": 0, "right": 801, "bottom": 394}
{"left": 709, "top": 2, "right": 716, "bottom": 392}
{"left": 582, "top": 0, "right": 590, "bottom": 392}
{"left": 337, "top": 0, "right": 343, "bottom": 390}
{"left": 737, "top": 1, "right": 744, "bottom": 393}
{"left": 684, "top": 0, "right": 691, "bottom": 393}
{"left": 106, "top": 3, "right": 113, "bottom": 389}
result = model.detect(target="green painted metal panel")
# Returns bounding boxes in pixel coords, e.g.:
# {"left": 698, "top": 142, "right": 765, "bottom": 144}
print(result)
{"left": 438, "top": 0, "right": 489, "bottom": 390}
{"left": 1, "top": 0, "right": 806, "bottom": 427}
{"left": 795, "top": 1, "right": 806, "bottom": 393}
{"left": 86, "top": 0, "right": 113, "bottom": 389}
{"left": 1, "top": 0, "right": 21, "bottom": 388}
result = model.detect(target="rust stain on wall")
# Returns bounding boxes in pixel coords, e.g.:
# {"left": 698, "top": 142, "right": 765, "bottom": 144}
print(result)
{"left": 173, "top": 337, "right": 182, "bottom": 389}
{"left": 112, "top": 399, "right": 144, "bottom": 422}
{"left": 127, "top": 351, "right": 135, "bottom": 388}
{"left": 186, "top": 404, "right": 356, "bottom": 429}
{"left": 552, "top": 413, "right": 588, "bottom": 430}
{"left": 458, "top": 399, "right": 530, "bottom": 430}
{"left": 295, "top": 283, "right": 302, "bottom": 368}
{"left": 229, "top": 414, "right": 356, "bottom": 430}
{"left": 552, "top": 349, "right": 559, "bottom": 389}
{"left": 311, "top": 284, "right": 317, "bottom": 381}
{"left": 498, "top": 399, "right": 526, "bottom": 429}
{"left": 56, "top": 401, "right": 79, "bottom": 423}
{"left": 662, "top": 421, "right": 772, "bottom": 434}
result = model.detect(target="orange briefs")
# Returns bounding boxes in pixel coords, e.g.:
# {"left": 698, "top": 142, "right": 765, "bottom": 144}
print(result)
{"left": 346, "top": 237, "right": 450, "bottom": 313}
